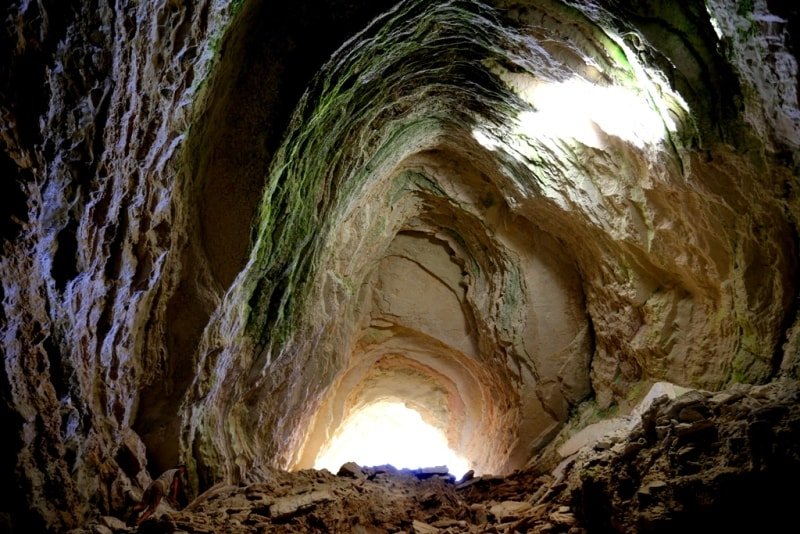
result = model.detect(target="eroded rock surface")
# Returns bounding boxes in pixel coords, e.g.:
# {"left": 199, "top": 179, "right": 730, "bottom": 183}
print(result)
{"left": 1, "top": 0, "right": 798, "bottom": 531}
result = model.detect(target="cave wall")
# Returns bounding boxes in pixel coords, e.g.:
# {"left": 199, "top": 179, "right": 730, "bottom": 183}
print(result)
{"left": 0, "top": 0, "right": 798, "bottom": 530}
{"left": 1, "top": 0, "right": 235, "bottom": 529}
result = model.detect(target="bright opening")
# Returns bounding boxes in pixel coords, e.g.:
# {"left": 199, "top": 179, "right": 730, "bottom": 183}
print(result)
{"left": 515, "top": 78, "right": 674, "bottom": 148}
{"left": 314, "top": 401, "right": 471, "bottom": 479}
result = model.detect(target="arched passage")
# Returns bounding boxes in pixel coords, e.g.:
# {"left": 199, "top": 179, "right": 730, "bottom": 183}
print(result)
{"left": 176, "top": 0, "right": 797, "bottom": 487}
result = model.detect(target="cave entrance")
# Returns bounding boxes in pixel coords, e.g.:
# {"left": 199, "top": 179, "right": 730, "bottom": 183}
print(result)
{"left": 313, "top": 400, "right": 471, "bottom": 478}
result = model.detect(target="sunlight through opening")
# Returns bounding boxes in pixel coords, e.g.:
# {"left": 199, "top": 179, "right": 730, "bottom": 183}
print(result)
{"left": 516, "top": 78, "right": 674, "bottom": 148}
{"left": 314, "top": 401, "right": 471, "bottom": 479}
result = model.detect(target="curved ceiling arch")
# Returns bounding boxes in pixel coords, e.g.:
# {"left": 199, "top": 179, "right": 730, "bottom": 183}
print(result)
{"left": 178, "top": 0, "right": 796, "bottom": 484}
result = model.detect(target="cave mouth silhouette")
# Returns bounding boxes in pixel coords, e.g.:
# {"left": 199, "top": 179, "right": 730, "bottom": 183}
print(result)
{"left": 313, "top": 400, "right": 471, "bottom": 479}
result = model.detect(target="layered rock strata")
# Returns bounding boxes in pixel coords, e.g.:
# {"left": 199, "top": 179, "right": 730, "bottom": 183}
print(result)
{"left": 182, "top": 0, "right": 799, "bottom": 487}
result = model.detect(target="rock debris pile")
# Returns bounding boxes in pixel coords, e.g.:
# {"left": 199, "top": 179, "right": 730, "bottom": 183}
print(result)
{"left": 572, "top": 379, "right": 800, "bottom": 533}
{"left": 90, "top": 465, "right": 575, "bottom": 534}
{"left": 77, "top": 380, "right": 800, "bottom": 533}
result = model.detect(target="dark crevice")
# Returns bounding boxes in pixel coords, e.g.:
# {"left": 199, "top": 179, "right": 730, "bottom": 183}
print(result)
{"left": 104, "top": 207, "right": 128, "bottom": 279}
{"left": 773, "top": 222, "right": 800, "bottom": 377}
{"left": 52, "top": 218, "right": 79, "bottom": 292}
{"left": 131, "top": 248, "right": 154, "bottom": 292}
{"left": 42, "top": 335, "right": 68, "bottom": 400}
{"left": 0, "top": 0, "right": 79, "bottom": 151}
{"left": 134, "top": 272, "right": 215, "bottom": 474}
{"left": 0, "top": 151, "right": 29, "bottom": 246}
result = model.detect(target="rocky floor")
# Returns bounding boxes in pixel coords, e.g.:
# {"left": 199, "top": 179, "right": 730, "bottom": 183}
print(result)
{"left": 78, "top": 380, "right": 800, "bottom": 534}
{"left": 89, "top": 465, "right": 577, "bottom": 534}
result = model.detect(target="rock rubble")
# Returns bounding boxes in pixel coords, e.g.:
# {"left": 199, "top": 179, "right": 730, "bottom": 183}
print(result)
{"left": 73, "top": 380, "right": 800, "bottom": 533}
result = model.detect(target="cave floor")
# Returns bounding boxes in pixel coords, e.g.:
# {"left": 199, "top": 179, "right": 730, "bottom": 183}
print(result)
{"left": 82, "top": 379, "right": 800, "bottom": 534}
{"left": 120, "top": 466, "right": 572, "bottom": 534}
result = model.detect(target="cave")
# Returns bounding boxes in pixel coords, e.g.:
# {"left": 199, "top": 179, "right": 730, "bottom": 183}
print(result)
{"left": 1, "top": 0, "right": 799, "bottom": 532}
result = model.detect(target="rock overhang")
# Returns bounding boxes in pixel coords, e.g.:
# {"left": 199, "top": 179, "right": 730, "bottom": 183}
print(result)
{"left": 177, "top": 0, "right": 797, "bottom": 484}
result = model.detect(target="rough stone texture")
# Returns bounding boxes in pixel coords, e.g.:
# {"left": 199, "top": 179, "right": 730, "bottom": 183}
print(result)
{"left": 0, "top": 0, "right": 798, "bottom": 531}
{"left": 1, "top": 0, "right": 238, "bottom": 530}
{"left": 83, "top": 463, "right": 574, "bottom": 533}
{"left": 705, "top": 0, "right": 800, "bottom": 153}
{"left": 573, "top": 379, "right": 800, "bottom": 532}
{"left": 183, "top": 0, "right": 799, "bottom": 487}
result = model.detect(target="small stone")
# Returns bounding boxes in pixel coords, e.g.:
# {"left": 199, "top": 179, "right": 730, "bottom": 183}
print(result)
{"left": 638, "top": 479, "right": 668, "bottom": 496}
{"left": 490, "top": 501, "right": 532, "bottom": 522}
{"left": 674, "top": 420, "right": 715, "bottom": 437}
{"left": 529, "top": 484, "right": 549, "bottom": 504}
{"left": 710, "top": 392, "right": 739, "bottom": 405}
{"left": 270, "top": 489, "right": 333, "bottom": 520}
{"left": 412, "top": 466, "right": 450, "bottom": 479}
{"left": 594, "top": 440, "right": 613, "bottom": 450}
{"left": 671, "top": 390, "right": 708, "bottom": 410}
{"left": 469, "top": 503, "right": 488, "bottom": 524}
{"left": 678, "top": 407, "right": 707, "bottom": 423}
{"left": 676, "top": 445, "right": 697, "bottom": 459}
{"left": 337, "top": 461, "right": 365, "bottom": 478}
{"left": 749, "top": 385, "right": 772, "bottom": 399}
{"left": 456, "top": 477, "right": 480, "bottom": 490}
{"left": 622, "top": 437, "right": 646, "bottom": 458}
{"left": 412, "top": 519, "right": 440, "bottom": 533}
{"left": 99, "top": 516, "right": 128, "bottom": 531}
{"left": 549, "top": 511, "right": 576, "bottom": 525}
{"left": 419, "top": 490, "right": 442, "bottom": 508}
{"left": 432, "top": 518, "right": 466, "bottom": 528}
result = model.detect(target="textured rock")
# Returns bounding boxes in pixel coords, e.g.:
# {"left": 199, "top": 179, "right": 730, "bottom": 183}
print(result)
{"left": 489, "top": 500, "right": 532, "bottom": 522}
{"left": 572, "top": 380, "right": 800, "bottom": 532}
{"left": 0, "top": 0, "right": 236, "bottom": 529}
{"left": 0, "top": 0, "right": 798, "bottom": 530}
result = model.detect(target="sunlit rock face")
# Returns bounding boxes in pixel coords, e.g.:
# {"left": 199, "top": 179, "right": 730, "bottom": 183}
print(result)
{"left": 0, "top": 0, "right": 798, "bottom": 530}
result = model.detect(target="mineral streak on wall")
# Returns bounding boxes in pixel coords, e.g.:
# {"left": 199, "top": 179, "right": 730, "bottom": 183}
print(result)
{"left": 0, "top": 0, "right": 797, "bottom": 530}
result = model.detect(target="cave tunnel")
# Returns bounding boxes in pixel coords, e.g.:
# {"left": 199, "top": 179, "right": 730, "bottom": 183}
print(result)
{"left": 0, "top": 0, "right": 799, "bottom": 531}
{"left": 162, "top": 0, "right": 797, "bottom": 486}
